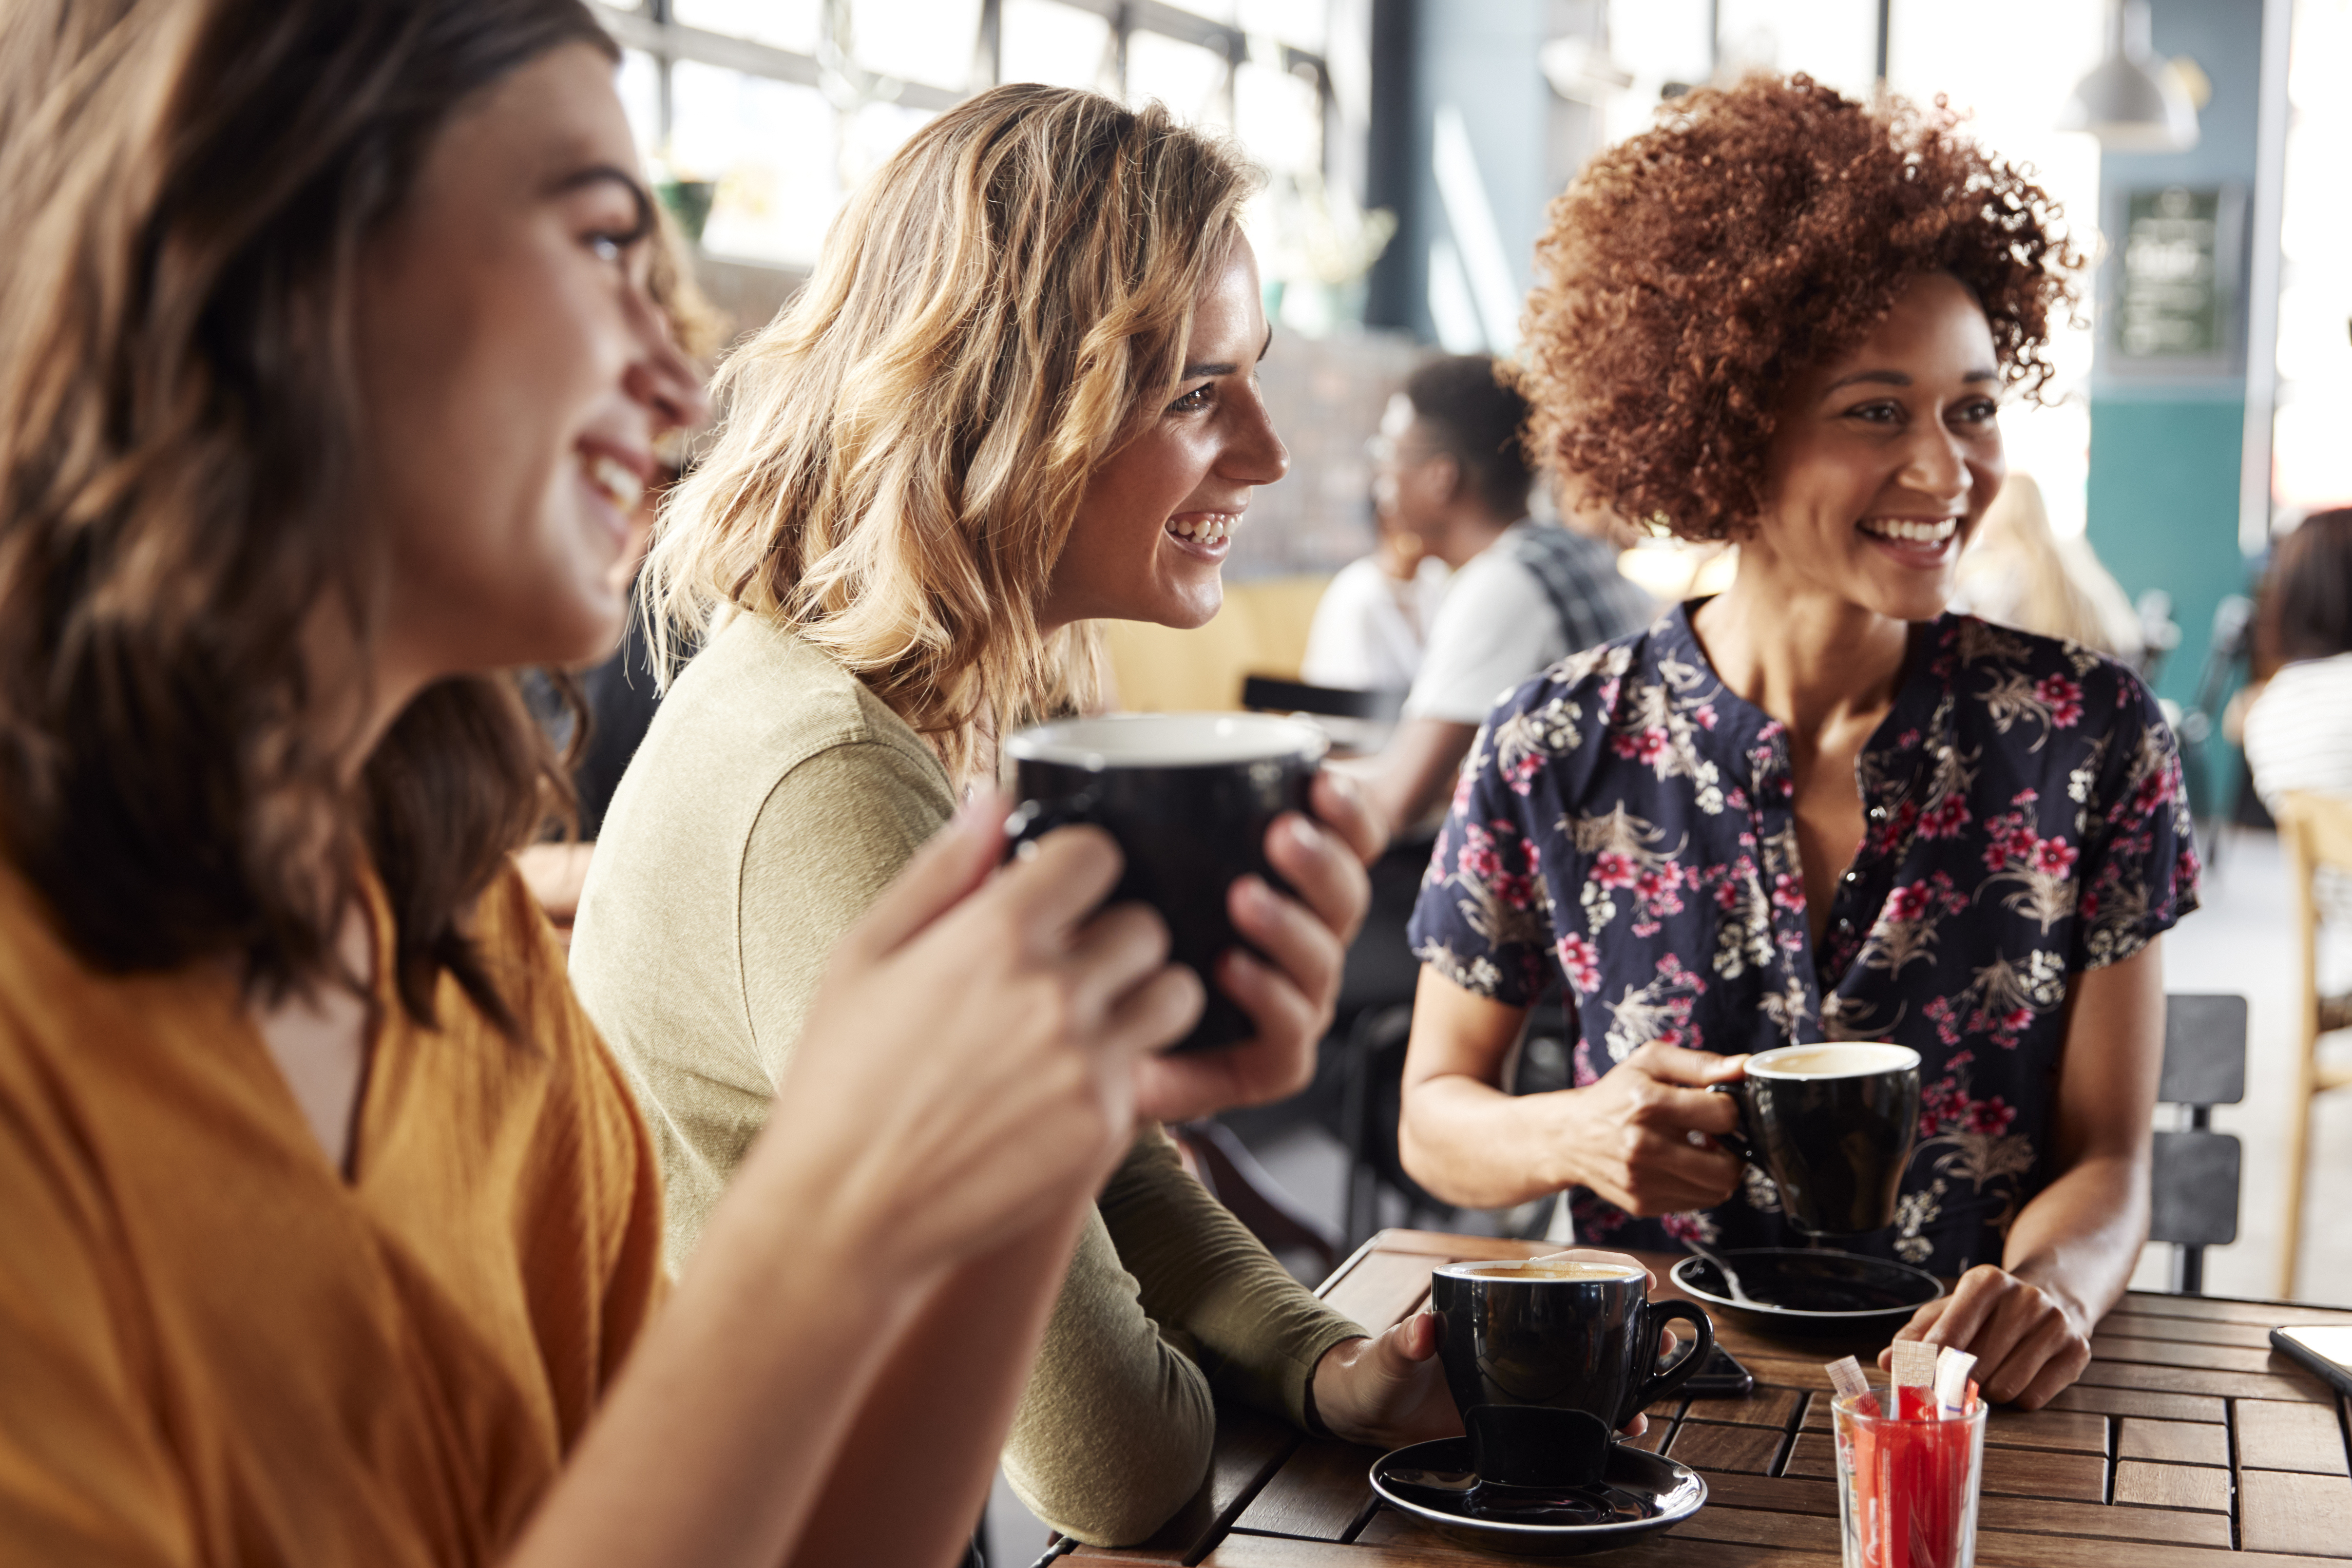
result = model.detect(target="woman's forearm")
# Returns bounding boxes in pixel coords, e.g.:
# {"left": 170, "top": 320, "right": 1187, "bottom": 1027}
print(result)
{"left": 1398, "top": 1074, "right": 1581, "bottom": 1209}
{"left": 2001, "top": 1147, "right": 2151, "bottom": 1332}
{"left": 791, "top": 1203, "right": 1097, "bottom": 1568}
{"left": 506, "top": 1149, "right": 937, "bottom": 1568}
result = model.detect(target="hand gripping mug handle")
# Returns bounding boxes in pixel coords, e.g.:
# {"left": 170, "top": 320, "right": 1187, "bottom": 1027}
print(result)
{"left": 1631, "top": 1300, "right": 1716, "bottom": 1419}
{"left": 1708, "top": 1081, "right": 1757, "bottom": 1167}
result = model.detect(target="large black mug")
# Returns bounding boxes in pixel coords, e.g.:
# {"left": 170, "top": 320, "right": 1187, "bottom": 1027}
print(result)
{"left": 1715, "top": 1041, "right": 1922, "bottom": 1235}
{"left": 1430, "top": 1258, "right": 1714, "bottom": 1489}
{"left": 1004, "top": 712, "right": 1326, "bottom": 1053}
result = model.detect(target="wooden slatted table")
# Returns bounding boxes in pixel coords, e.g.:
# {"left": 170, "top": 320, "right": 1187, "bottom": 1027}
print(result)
{"left": 1066, "top": 1229, "right": 2352, "bottom": 1566}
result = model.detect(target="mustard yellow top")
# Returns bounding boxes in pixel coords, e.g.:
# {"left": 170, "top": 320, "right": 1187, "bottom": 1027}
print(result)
{"left": 0, "top": 861, "right": 664, "bottom": 1567}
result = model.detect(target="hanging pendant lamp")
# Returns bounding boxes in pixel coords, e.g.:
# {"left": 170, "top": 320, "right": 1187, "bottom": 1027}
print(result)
{"left": 2058, "top": 0, "right": 2199, "bottom": 152}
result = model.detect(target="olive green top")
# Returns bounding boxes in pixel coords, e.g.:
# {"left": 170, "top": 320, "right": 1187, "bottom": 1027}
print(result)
{"left": 568, "top": 615, "right": 1363, "bottom": 1545}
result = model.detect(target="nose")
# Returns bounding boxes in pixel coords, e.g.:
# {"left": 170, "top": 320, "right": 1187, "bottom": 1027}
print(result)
{"left": 1225, "top": 385, "right": 1290, "bottom": 488}
{"left": 1899, "top": 418, "right": 1971, "bottom": 508}
{"left": 623, "top": 287, "right": 710, "bottom": 435}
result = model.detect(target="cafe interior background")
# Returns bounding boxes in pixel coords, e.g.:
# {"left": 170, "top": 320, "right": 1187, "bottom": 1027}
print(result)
{"left": 593, "top": 0, "right": 2350, "bottom": 1549}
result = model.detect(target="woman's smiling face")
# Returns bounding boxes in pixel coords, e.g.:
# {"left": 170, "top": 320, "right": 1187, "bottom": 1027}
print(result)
{"left": 1749, "top": 269, "right": 2008, "bottom": 623}
{"left": 1041, "top": 236, "right": 1289, "bottom": 631}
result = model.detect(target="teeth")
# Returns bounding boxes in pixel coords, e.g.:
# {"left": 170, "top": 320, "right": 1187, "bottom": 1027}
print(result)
{"left": 1861, "top": 516, "right": 1957, "bottom": 544}
{"left": 584, "top": 452, "right": 644, "bottom": 513}
{"left": 1166, "top": 515, "right": 1236, "bottom": 544}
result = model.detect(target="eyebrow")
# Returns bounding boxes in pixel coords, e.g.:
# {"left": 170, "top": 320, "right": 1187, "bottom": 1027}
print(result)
{"left": 1181, "top": 328, "right": 1276, "bottom": 381}
{"left": 1824, "top": 366, "right": 2000, "bottom": 394}
{"left": 549, "top": 162, "right": 655, "bottom": 238}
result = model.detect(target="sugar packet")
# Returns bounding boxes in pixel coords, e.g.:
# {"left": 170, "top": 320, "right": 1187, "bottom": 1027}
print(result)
{"left": 1933, "top": 1346, "right": 1979, "bottom": 1417}
{"left": 1824, "top": 1354, "right": 1872, "bottom": 1402}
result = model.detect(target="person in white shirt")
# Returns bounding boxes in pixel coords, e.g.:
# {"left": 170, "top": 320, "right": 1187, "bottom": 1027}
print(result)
{"left": 1299, "top": 499, "right": 1450, "bottom": 692}
{"left": 2244, "top": 507, "right": 2352, "bottom": 812}
{"left": 1345, "top": 355, "right": 1650, "bottom": 837}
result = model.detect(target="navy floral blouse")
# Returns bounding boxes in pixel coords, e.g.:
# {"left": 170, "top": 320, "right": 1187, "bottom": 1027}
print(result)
{"left": 1407, "top": 604, "right": 2199, "bottom": 1274}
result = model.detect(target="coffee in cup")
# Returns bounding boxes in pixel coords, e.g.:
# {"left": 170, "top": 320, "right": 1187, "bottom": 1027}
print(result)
{"left": 1716, "top": 1041, "right": 1922, "bottom": 1235}
{"left": 1004, "top": 712, "right": 1326, "bottom": 1053}
{"left": 1429, "top": 1258, "right": 1713, "bottom": 1489}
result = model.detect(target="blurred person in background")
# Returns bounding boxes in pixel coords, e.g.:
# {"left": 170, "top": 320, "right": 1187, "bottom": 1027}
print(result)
{"left": 2243, "top": 507, "right": 2352, "bottom": 811}
{"left": 572, "top": 86, "right": 1566, "bottom": 1549}
{"left": 0, "top": 4, "right": 1216, "bottom": 1565}
{"left": 1399, "top": 76, "right": 2196, "bottom": 1412}
{"left": 1343, "top": 355, "right": 1650, "bottom": 839}
{"left": 1947, "top": 472, "right": 2142, "bottom": 659}
{"left": 1297, "top": 475, "right": 1449, "bottom": 693}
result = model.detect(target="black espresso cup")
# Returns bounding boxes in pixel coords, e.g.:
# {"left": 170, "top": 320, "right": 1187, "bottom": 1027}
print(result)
{"left": 1004, "top": 712, "right": 1326, "bottom": 1053}
{"left": 1430, "top": 1258, "right": 1714, "bottom": 1489}
{"left": 1715, "top": 1041, "right": 1923, "bottom": 1236}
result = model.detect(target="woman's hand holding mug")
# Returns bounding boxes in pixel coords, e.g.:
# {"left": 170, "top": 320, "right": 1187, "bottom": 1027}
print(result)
{"left": 1544, "top": 1042, "right": 1750, "bottom": 1217}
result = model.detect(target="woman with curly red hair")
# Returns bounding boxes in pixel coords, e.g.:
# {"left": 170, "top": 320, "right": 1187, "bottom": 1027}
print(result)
{"left": 1397, "top": 76, "right": 2198, "bottom": 1408}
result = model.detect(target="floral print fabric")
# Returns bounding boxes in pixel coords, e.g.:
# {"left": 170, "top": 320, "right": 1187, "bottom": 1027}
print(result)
{"left": 1407, "top": 605, "right": 2199, "bottom": 1273}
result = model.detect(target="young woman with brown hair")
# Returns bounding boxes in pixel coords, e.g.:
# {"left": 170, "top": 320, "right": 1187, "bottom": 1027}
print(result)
{"left": 0, "top": 3, "right": 1206, "bottom": 1564}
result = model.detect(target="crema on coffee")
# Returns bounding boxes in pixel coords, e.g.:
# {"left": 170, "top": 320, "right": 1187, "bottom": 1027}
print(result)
{"left": 1746, "top": 1042, "right": 1918, "bottom": 1080}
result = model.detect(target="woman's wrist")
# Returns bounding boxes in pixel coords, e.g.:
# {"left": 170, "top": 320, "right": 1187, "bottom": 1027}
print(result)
{"left": 1535, "top": 1085, "right": 1601, "bottom": 1198}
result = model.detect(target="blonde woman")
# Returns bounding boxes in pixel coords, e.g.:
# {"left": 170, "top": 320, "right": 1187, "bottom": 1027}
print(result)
{"left": 1949, "top": 473, "right": 2142, "bottom": 659}
{"left": 570, "top": 86, "right": 1506, "bottom": 1544}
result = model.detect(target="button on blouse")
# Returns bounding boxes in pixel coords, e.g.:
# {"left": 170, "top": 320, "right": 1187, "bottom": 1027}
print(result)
{"left": 1407, "top": 606, "right": 2199, "bottom": 1274}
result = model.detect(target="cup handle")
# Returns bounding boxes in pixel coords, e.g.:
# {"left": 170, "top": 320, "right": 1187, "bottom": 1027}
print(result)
{"left": 1708, "top": 1082, "right": 1756, "bottom": 1166}
{"left": 1631, "top": 1300, "right": 1716, "bottom": 1417}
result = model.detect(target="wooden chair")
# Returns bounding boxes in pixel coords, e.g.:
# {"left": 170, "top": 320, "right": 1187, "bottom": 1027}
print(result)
{"left": 2150, "top": 994, "right": 2245, "bottom": 1295}
{"left": 2276, "top": 791, "right": 2352, "bottom": 1298}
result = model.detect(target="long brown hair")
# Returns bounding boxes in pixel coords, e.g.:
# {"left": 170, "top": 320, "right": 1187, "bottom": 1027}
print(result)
{"left": 0, "top": 0, "right": 615, "bottom": 1026}
{"left": 646, "top": 85, "right": 1256, "bottom": 778}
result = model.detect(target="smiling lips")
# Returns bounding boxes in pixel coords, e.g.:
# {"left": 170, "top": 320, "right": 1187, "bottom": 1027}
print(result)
{"left": 580, "top": 449, "right": 646, "bottom": 515}
{"left": 1857, "top": 514, "right": 1959, "bottom": 563}
{"left": 1166, "top": 513, "right": 1240, "bottom": 547}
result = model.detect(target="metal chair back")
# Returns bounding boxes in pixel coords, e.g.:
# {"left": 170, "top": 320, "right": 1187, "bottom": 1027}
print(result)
{"left": 2150, "top": 992, "right": 2247, "bottom": 1294}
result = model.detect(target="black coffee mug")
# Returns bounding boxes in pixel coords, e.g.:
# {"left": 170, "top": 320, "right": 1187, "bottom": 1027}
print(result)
{"left": 1430, "top": 1258, "right": 1714, "bottom": 1489}
{"left": 1004, "top": 712, "right": 1326, "bottom": 1053}
{"left": 1714, "top": 1041, "right": 1923, "bottom": 1235}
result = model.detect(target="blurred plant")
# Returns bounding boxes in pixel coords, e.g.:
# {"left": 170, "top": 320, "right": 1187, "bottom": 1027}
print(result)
{"left": 1251, "top": 168, "right": 1396, "bottom": 338}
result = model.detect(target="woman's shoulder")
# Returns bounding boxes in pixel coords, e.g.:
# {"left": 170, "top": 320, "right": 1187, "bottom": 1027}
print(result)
{"left": 1936, "top": 613, "right": 2162, "bottom": 736}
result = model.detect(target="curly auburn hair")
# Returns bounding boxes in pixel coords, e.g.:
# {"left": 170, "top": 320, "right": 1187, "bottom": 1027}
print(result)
{"left": 1518, "top": 74, "right": 2079, "bottom": 542}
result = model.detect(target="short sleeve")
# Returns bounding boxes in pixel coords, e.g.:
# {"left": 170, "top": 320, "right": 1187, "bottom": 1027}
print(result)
{"left": 1402, "top": 557, "right": 1560, "bottom": 724}
{"left": 2072, "top": 665, "right": 2201, "bottom": 970}
{"left": 1407, "top": 716, "right": 1555, "bottom": 1006}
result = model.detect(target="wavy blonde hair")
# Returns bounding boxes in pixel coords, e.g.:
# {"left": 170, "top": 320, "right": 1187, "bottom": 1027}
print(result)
{"left": 646, "top": 85, "right": 1257, "bottom": 775}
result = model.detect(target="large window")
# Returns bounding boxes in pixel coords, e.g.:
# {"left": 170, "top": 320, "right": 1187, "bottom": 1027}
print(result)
{"left": 2272, "top": 0, "right": 2352, "bottom": 517}
{"left": 594, "top": 0, "right": 1339, "bottom": 273}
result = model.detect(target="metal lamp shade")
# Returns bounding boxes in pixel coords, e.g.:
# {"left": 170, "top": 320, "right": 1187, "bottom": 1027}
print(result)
{"left": 2058, "top": 0, "right": 2199, "bottom": 152}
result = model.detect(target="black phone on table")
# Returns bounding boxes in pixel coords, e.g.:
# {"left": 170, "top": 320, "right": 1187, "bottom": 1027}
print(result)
{"left": 2271, "top": 1325, "right": 2352, "bottom": 1399}
{"left": 1684, "top": 1344, "right": 1756, "bottom": 1398}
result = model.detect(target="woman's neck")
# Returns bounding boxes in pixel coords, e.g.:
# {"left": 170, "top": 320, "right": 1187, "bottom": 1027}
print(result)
{"left": 1689, "top": 548, "right": 1912, "bottom": 736}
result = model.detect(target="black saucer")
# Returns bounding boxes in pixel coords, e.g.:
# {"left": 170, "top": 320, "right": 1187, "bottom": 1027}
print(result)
{"left": 1670, "top": 1248, "right": 1943, "bottom": 1335}
{"left": 1369, "top": 1437, "right": 1705, "bottom": 1557}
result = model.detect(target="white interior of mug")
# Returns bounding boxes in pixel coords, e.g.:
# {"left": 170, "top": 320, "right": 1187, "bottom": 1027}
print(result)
{"left": 1434, "top": 1258, "right": 1648, "bottom": 1284}
{"left": 1005, "top": 712, "right": 1329, "bottom": 770}
{"left": 1745, "top": 1041, "right": 1920, "bottom": 1080}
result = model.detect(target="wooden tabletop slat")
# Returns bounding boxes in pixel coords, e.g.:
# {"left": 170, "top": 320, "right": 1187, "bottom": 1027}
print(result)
{"left": 2100, "top": 1310, "right": 2284, "bottom": 1349}
{"left": 2113, "top": 1458, "right": 2233, "bottom": 1513}
{"left": 2119, "top": 1416, "right": 2233, "bottom": 1467}
{"left": 1226, "top": 1441, "right": 1384, "bottom": 1544}
{"left": 1686, "top": 1384, "right": 1803, "bottom": 1429}
{"left": 2237, "top": 1469, "right": 2352, "bottom": 1557}
{"left": 1779, "top": 1428, "right": 2110, "bottom": 1503}
{"left": 1315, "top": 1248, "right": 1435, "bottom": 1335}
{"left": 2237, "top": 1397, "right": 2352, "bottom": 1474}
{"left": 1665, "top": 1419, "right": 1788, "bottom": 1474}
{"left": 1075, "top": 1232, "right": 2352, "bottom": 1566}
{"left": 2045, "top": 1383, "right": 2229, "bottom": 1423}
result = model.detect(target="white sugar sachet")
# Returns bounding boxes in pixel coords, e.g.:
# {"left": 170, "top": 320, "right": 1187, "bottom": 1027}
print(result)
{"left": 1890, "top": 1339, "right": 1938, "bottom": 1393}
{"left": 1825, "top": 1354, "right": 1872, "bottom": 1402}
{"left": 1933, "top": 1346, "right": 1978, "bottom": 1416}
